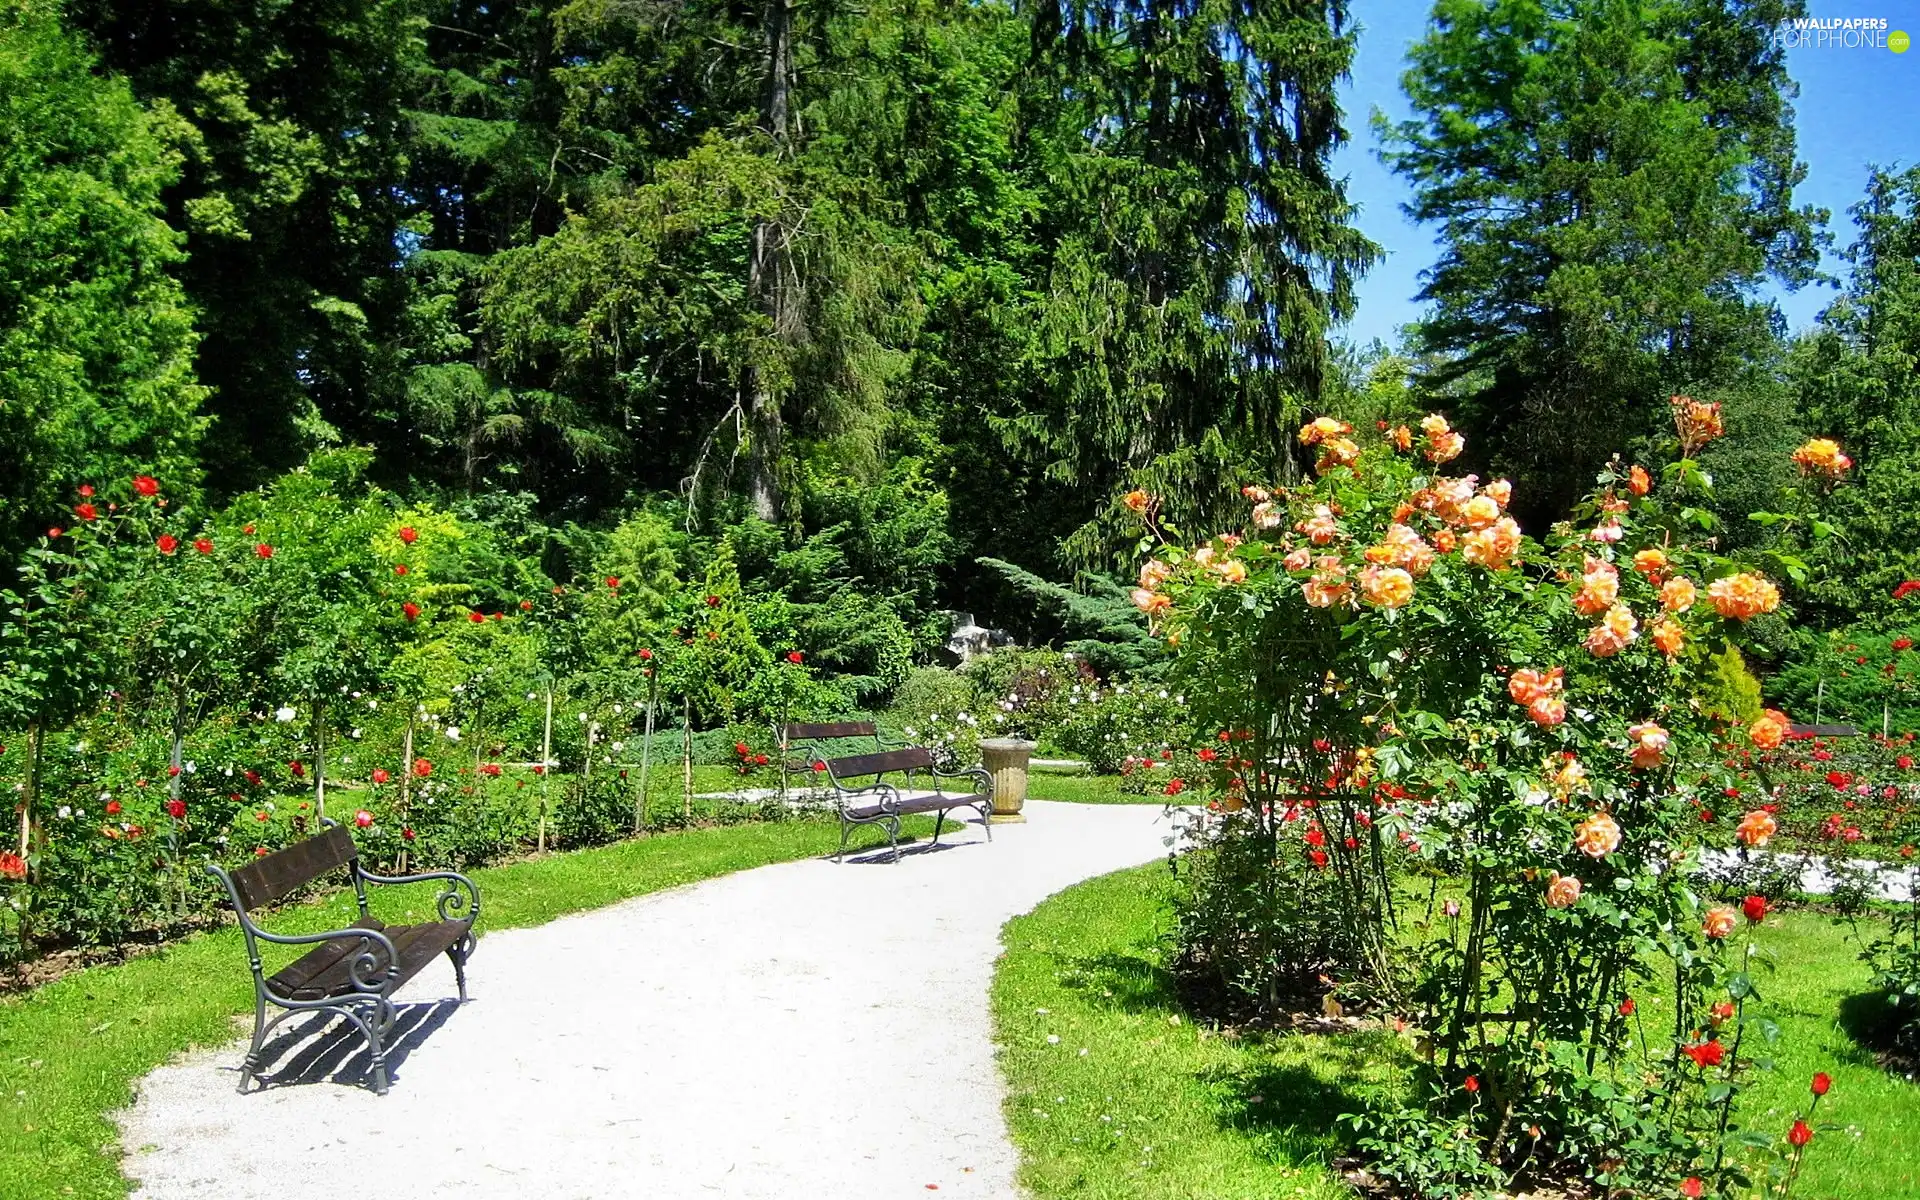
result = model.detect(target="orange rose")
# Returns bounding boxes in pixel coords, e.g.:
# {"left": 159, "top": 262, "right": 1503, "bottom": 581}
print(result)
{"left": 1632, "top": 548, "right": 1668, "bottom": 575}
{"left": 1627, "top": 465, "right": 1652, "bottom": 496}
{"left": 1484, "top": 479, "right": 1513, "bottom": 508}
{"left": 1703, "top": 906, "right": 1738, "bottom": 940}
{"left": 1123, "top": 489, "right": 1151, "bottom": 513}
{"left": 1210, "top": 559, "right": 1248, "bottom": 585}
{"left": 1130, "top": 588, "right": 1171, "bottom": 615}
{"left": 1508, "top": 666, "right": 1564, "bottom": 706}
{"left": 1650, "top": 618, "right": 1684, "bottom": 657}
{"left": 1390, "top": 425, "right": 1414, "bottom": 452}
{"left": 1574, "top": 557, "right": 1620, "bottom": 615}
{"left": 1584, "top": 604, "right": 1639, "bottom": 657}
{"left": 1241, "top": 485, "right": 1271, "bottom": 502}
{"left": 1433, "top": 528, "right": 1458, "bottom": 554}
{"left": 1283, "top": 547, "right": 1312, "bottom": 571}
{"left": 1735, "top": 809, "right": 1777, "bottom": 848}
{"left": 1672, "top": 395, "right": 1725, "bottom": 452}
{"left": 1297, "top": 505, "right": 1339, "bottom": 545}
{"left": 1298, "top": 416, "right": 1354, "bottom": 445}
{"left": 1549, "top": 754, "right": 1588, "bottom": 798}
{"left": 1459, "top": 495, "right": 1501, "bottom": 529}
{"left": 1138, "top": 559, "right": 1171, "bottom": 590}
{"left": 1461, "top": 517, "right": 1520, "bottom": 570}
{"left": 1660, "top": 576, "right": 1697, "bottom": 612}
{"left": 1574, "top": 812, "right": 1622, "bottom": 858}
{"left": 1529, "top": 695, "right": 1566, "bottom": 727}
{"left": 1708, "top": 573, "right": 1780, "bottom": 621}
{"left": 1545, "top": 872, "right": 1584, "bottom": 909}
{"left": 1627, "top": 721, "right": 1668, "bottom": 770}
{"left": 1251, "top": 500, "right": 1282, "bottom": 529}
{"left": 1791, "top": 438, "right": 1852, "bottom": 480}
{"left": 1359, "top": 565, "right": 1415, "bottom": 609}
{"left": 1316, "top": 437, "right": 1361, "bottom": 475}
{"left": 1303, "top": 572, "right": 1352, "bottom": 608}
{"left": 1747, "top": 710, "right": 1788, "bottom": 751}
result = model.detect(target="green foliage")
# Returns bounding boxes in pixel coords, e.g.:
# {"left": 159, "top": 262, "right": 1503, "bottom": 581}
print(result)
{"left": 0, "top": 1, "right": 205, "bottom": 561}
{"left": 1699, "top": 643, "right": 1766, "bottom": 725}
{"left": 976, "top": 557, "right": 1166, "bottom": 679}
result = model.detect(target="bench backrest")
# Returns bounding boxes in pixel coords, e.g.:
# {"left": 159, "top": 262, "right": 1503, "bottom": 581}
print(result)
{"left": 783, "top": 721, "right": 877, "bottom": 743}
{"left": 827, "top": 747, "right": 934, "bottom": 778}
{"left": 227, "top": 824, "right": 358, "bottom": 911}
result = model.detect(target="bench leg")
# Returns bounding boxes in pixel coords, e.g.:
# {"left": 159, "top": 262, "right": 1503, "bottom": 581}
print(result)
{"left": 236, "top": 994, "right": 268, "bottom": 1094}
{"left": 447, "top": 935, "right": 473, "bottom": 1003}
{"left": 979, "top": 801, "right": 993, "bottom": 841}
{"left": 340, "top": 1003, "right": 391, "bottom": 1095}
{"left": 836, "top": 815, "right": 854, "bottom": 863}
{"left": 887, "top": 814, "right": 903, "bottom": 863}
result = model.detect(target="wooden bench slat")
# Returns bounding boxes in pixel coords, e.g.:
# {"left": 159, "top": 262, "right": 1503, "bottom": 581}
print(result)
{"left": 230, "top": 824, "right": 358, "bottom": 911}
{"left": 828, "top": 747, "right": 934, "bottom": 777}
{"left": 784, "top": 721, "right": 878, "bottom": 742}
{"left": 268, "top": 919, "right": 471, "bottom": 1002}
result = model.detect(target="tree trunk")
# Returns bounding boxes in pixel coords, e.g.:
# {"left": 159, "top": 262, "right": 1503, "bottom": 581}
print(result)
{"left": 312, "top": 699, "right": 326, "bottom": 822}
{"left": 744, "top": 0, "right": 796, "bottom": 521}
{"left": 682, "top": 696, "right": 693, "bottom": 823}
{"left": 18, "top": 721, "right": 43, "bottom": 865}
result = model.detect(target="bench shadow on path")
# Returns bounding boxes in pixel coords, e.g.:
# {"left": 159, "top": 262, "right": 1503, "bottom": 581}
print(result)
{"left": 833, "top": 819, "right": 991, "bottom": 865}
{"left": 238, "top": 998, "right": 462, "bottom": 1093}
{"left": 1055, "top": 946, "right": 1375, "bottom": 1163}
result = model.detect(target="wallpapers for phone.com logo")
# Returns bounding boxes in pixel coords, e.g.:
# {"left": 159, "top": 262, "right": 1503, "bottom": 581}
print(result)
{"left": 1772, "top": 15, "right": 1910, "bottom": 52}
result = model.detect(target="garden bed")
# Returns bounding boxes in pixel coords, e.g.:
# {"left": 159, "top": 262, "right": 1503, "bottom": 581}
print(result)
{"left": 993, "top": 865, "right": 1920, "bottom": 1200}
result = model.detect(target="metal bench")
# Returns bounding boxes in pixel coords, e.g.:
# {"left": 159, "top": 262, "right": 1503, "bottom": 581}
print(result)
{"left": 206, "top": 822, "right": 479, "bottom": 1095}
{"left": 816, "top": 744, "right": 994, "bottom": 862}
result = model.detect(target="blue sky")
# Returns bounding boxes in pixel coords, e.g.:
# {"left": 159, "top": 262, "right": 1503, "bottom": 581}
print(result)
{"left": 1334, "top": 0, "right": 1920, "bottom": 348}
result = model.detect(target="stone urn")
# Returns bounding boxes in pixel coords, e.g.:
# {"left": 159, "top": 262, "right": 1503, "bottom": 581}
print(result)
{"left": 977, "top": 737, "right": 1037, "bottom": 823}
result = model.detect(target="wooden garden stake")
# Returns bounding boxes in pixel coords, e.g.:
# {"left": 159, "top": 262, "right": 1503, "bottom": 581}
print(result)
{"left": 538, "top": 685, "right": 553, "bottom": 852}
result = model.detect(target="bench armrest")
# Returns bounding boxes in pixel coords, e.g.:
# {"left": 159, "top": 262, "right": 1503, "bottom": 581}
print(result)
{"left": 355, "top": 867, "right": 481, "bottom": 926}
{"left": 930, "top": 765, "right": 994, "bottom": 795}
{"left": 833, "top": 780, "right": 902, "bottom": 812}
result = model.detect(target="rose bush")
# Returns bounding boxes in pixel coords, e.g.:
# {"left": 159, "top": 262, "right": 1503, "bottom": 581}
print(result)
{"left": 1131, "top": 402, "right": 1833, "bottom": 1194}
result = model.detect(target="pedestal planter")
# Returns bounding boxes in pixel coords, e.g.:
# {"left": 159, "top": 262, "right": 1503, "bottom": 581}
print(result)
{"left": 978, "top": 737, "right": 1037, "bottom": 823}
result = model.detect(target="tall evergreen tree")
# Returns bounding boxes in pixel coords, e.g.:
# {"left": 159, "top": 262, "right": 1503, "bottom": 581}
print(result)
{"left": 1384, "top": 0, "right": 1822, "bottom": 523}
{"left": 1010, "top": 0, "right": 1378, "bottom": 553}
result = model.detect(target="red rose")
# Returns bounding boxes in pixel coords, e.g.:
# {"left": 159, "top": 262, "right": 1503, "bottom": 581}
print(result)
{"left": 787, "top": 651, "right": 804, "bottom": 664}
{"left": 0, "top": 852, "right": 26, "bottom": 881}
{"left": 74, "top": 502, "right": 98, "bottom": 521}
{"left": 394, "top": 564, "right": 409, "bottom": 575}
{"left": 193, "top": 537, "right": 213, "bottom": 555}
{"left": 254, "top": 543, "right": 274, "bottom": 559}
{"left": 1811, "top": 1071, "right": 1831, "bottom": 1096}
{"left": 132, "top": 475, "right": 159, "bottom": 497}
{"left": 369, "top": 768, "right": 390, "bottom": 785}
{"left": 1899, "top": 756, "right": 1914, "bottom": 770}
{"left": 244, "top": 770, "right": 262, "bottom": 786}
{"left": 480, "top": 763, "right": 501, "bottom": 777}
{"left": 354, "top": 810, "right": 374, "bottom": 828}
{"left": 77, "top": 484, "right": 94, "bottom": 497}
{"left": 754, "top": 754, "right": 769, "bottom": 766}
{"left": 402, "top": 827, "right": 416, "bottom": 841}
{"left": 606, "top": 576, "right": 620, "bottom": 589}
{"left": 1163, "top": 778, "right": 1185, "bottom": 796}
{"left": 288, "top": 761, "right": 305, "bottom": 777}
{"left": 255, "top": 811, "right": 269, "bottom": 822}
{"left": 1309, "top": 849, "right": 1329, "bottom": 868}
{"left": 156, "top": 534, "right": 178, "bottom": 555}
{"left": 105, "top": 800, "right": 122, "bottom": 816}
{"left": 47, "top": 527, "right": 62, "bottom": 539}
{"left": 255, "top": 847, "right": 270, "bottom": 858}
{"left": 637, "top": 648, "right": 653, "bottom": 660}
{"left": 812, "top": 761, "right": 826, "bottom": 772}
{"left": 1619, "top": 996, "right": 1635, "bottom": 1016}
{"left": 532, "top": 764, "right": 546, "bottom": 776}
{"left": 520, "top": 600, "right": 533, "bottom": 611}
{"left": 1788, "top": 1118, "right": 1812, "bottom": 1148}
{"left": 1895, "top": 638, "right": 1913, "bottom": 651}
{"left": 704, "top": 594, "right": 721, "bottom": 607}
{"left": 1681, "top": 1178, "right": 1703, "bottom": 1199}
{"left": 1463, "top": 1074, "right": 1479, "bottom": 1093}
{"left": 468, "top": 611, "right": 485, "bottom": 623}
{"left": 1743, "top": 895, "right": 1768, "bottom": 923}
{"left": 165, "top": 799, "right": 186, "bottom": 820}
{"left": 413, "top": 758, "right": 432, "bottom": 778}
{"left": 398, "top": 526, "right": 418, "bottom": 545}
{"left": 735, "top": 742, "right": 750, "bottom": 756}
{"left": 403, "top": 602, "right": 421, "bottom": 621}
{"left": 1682, "top": 1040, "right": 1724, "bottom": 1068}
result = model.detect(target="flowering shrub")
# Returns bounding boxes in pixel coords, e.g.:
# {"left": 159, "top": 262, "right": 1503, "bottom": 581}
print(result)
{"left": 1131, "top": 404, "right": 1833, "bottom": 1193}
{"left": 1052, "top": 679, "right": 1192, "bottom": 773}
{"left": 1742, "top": 730, "right": 1917, "bottom": 855}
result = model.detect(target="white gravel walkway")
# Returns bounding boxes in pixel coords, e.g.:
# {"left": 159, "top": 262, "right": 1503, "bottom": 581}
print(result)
{"left": 116, "top": 801, "right": 1171, "bottom": 1200}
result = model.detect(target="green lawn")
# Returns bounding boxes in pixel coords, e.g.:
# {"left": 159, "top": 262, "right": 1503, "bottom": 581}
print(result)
{"left": 0, "top": 813, "right": 936, "bottom": 1200}
{"left": 1028, "top": 769, "right": 1142, "bottom": 805}
{"left": 993, "top": 865, "right": 1920, "bottom": 1200}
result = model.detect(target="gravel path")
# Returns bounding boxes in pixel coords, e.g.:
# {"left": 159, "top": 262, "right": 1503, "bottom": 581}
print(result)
{"left": 117, "top": 801, "right": 1172, "bottom": 1199}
